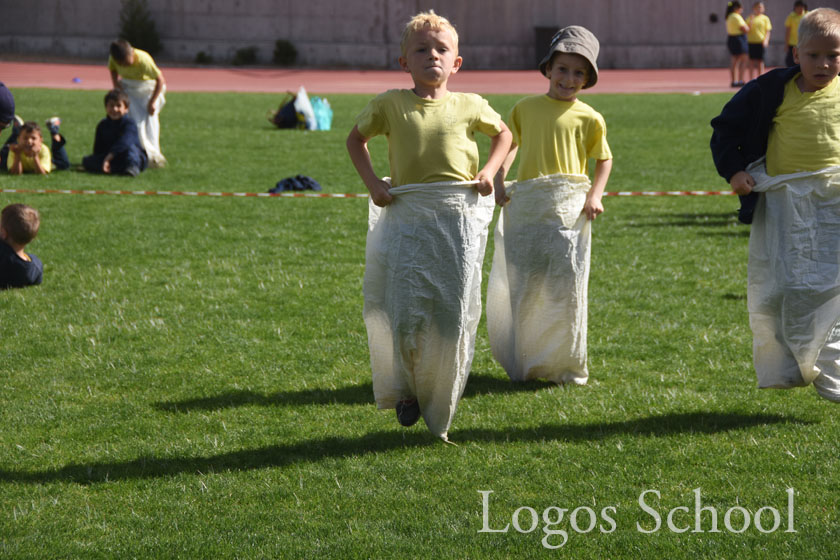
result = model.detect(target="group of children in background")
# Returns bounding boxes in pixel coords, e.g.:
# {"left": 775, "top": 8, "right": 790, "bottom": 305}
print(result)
{"left": 0, "top": 39, "right": 165, "bottom": 178}
{"left": 726, "top": 1, "right": 808, "bottom": 87}
{"left": 3, "top": 8, "right": 840, "bottom": 442}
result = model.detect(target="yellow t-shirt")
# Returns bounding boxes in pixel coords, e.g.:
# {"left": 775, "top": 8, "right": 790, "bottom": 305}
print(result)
{"left": 727, "top": 12, "right": 748, "bottom": 36}
{"left": 785, "top": 11, "right": 806, "bottom": 46}
{"left": 767, "top": 75, "right": 840, "bottom": 176}
{"left": 355, "top": 89, "right": 503, "bottom": 187}
{"left": 508, "top": 95, "right": 611, "bottom": 181}
{"left": 747, "top": 14, "right": 772, "bottom": 44}
{"left": 108, "top": 48, "right": 162, "bottom": 81}
{"left": 6, "top": 144, "right": 53, "bottom": 173}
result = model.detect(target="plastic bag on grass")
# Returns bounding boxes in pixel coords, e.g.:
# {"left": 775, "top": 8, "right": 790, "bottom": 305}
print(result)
{"left": 746, "top": 160, "right": 840, "bottom": 389}
{"left": 364, "top": 180, "right": 494, "bottom": 440}
{"left": 486, "top": 173, "right": 592, "bottom": 385}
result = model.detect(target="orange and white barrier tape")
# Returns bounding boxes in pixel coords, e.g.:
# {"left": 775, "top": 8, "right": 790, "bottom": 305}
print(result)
{"left": 2, "top": 188, "right": 736, "bottom": 198}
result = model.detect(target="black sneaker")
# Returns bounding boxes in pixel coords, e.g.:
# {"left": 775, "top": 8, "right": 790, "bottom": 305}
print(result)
{"left": 125, "top": 165, "right": 141, "bottom": 177}
{"left": 395, "top": 398, "right": 420, "bottom": 427}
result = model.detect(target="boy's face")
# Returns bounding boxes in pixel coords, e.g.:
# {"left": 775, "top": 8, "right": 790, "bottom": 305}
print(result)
{"left": 399, "top": 27, "right": 462, "bottom": 91}
{"left": 18, "top": 129, "right": 42, "bottom": 154}
{"left": 753, "top": 3, "right": 764, "bottom": 15}
{"left": 106, "top": 99, "right": 129, "bottom": 120}
{"left": 794, "top": 35, "right": 840, "bottom": 92}
{"left": 545, "top": 53, "right": 589, "bottom": 101}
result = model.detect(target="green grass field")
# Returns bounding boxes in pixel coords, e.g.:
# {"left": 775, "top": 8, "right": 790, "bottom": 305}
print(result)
{"left": 1, "top": 89, "right": 837, "bottom": 559}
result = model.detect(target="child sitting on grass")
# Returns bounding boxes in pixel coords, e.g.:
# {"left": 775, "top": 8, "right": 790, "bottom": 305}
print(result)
{"left": 346, "top": 10, "right": 511, "bottom": 440}
{"left": 108, "top": 39, "right": 166, "bottom": 167}
{"left": 83, "top": 89, "right": 147, "bottom": 177}
{"left": 711, "top": 7, "right": 840, "bottom": 402}
{"left": 6, "top": 120, "right": 70, "bottom": 175}
{"left": 0, "top": 203, "right": 43, "bottom": 290}
{"left": 487, "top": 26, "right": 613, "bottom": 386}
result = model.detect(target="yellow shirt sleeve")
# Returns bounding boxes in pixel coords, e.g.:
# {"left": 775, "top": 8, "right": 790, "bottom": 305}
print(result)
{"left": 510, "top": 95, "right": 611, "bottom": 181}
{"left": 108, "top": 48, "right": 162, "bottom": 81}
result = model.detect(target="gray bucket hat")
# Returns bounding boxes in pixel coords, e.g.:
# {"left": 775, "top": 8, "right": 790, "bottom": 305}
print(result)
{"left": 538, "top": 25, "right": 600, "bottom": 89}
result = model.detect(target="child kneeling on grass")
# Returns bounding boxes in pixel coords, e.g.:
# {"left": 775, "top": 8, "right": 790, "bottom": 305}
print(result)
{"left": 0, "top": 203, "right": 42, "bottom": 290}
{"left": 346, "top": 10, "right": 512, "bottom": 441}
{"left": 83, "top": 89, "right": 147, "bottom": 177}
{"left": 486, "top": 26, "right": 613, "bottom": 386}
{"left": 710, "top": 7, "right": 840, "bottom": 402}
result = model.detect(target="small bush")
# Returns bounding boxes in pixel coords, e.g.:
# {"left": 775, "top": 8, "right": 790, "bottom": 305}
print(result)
{"left": 232, "top": 46, "right": 258, "bottom": 66}
{"left": 273, "top": 39, "right": 298, "bottom": 66}
{"left": 195, "top": 51, "right": 213, "bottom": 65}
{"left": 118, "top": 0, "right": 163, "bottom": 56}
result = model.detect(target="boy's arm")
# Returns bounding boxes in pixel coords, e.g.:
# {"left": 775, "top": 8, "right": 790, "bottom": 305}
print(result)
{"left": 148, "top": 74, "right": 165, "bottom": 116}
{"left": 7, "top": 145, "right": 23, "bottom": 175}
{"left": 110, "top": 69, "right": 121, "bottom": 90}
{"left": 710, "top": 83, "right": 760, "bottom": 185}
{"left": 583, "top": 158, "right": 612, "bottom": 220}
{"left": 493, "top": 143, "right": 519, "bottom": 206}
{"left": 346, "top": 125, "right": 392, "bottom": 207}
{"left": 29, "top": 146, "right": 48, "bottom": 175}
{"left": 474, "top": 121, "right": 513, "bottom": 197}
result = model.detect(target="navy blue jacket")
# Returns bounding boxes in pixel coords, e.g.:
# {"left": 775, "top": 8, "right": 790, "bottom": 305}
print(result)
{"left": 710, "top": 65, "right": 800, "bottom": 182}
{"left": 92, "top": 115, "right": 145, "bottom": 157}
{"left": 0, "top": 238, "right": 42, "bottom": 289}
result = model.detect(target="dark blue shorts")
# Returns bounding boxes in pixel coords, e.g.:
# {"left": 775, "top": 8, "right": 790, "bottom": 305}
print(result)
{"left": 727, "top": 35, "right": 748, "bottom": 55}
{"left": 748, "top": 43, "right": 765, "bottom": 60}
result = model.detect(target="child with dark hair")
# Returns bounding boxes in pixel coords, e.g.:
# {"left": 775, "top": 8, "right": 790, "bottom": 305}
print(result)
{"left": 0, "top": 203, "right": 43, "bottom": 289}
{"left": 82, "top": 89, "right": 147, "bottom": 177}
{"left": 108, "top": 38, "right": 166, "bottom": 167}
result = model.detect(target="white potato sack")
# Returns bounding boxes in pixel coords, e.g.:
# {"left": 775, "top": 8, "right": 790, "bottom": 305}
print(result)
{"left": 364, "top": 181, "right": 495, "bottom": 439}
{"left": 487, "top": 173, "right": 592, "bottom": 385}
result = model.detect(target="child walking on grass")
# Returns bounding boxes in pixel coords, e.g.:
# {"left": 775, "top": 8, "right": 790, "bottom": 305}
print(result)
{"left": 711, "top": 8, "right": 840, "bottom": 402}
{"left": 486, "top": 25, "right": 613, "bottom": 386}
{"left": 346, "top": 10, "right": 512, "bottom": 440}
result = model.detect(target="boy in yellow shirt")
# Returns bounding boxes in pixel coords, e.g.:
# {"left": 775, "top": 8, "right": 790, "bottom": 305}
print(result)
{"left": 346, "top": 11, "right": 511, "bottom": 440}
{"left": 6, "top": 121, "right": 70, "bottom": 175}
{"left": 711, "top": 8, "right": 840, "bottom": 402}
{"left": 487, "top": 26, "right": 612, "bottom": 387}
{"left": 108, "top": 39, "right": 166, "bottom": 167}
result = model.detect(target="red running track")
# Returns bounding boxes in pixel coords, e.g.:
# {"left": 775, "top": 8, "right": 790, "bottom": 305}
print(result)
{"left": 0, "top": 61, "right": 740, "bottom": 95}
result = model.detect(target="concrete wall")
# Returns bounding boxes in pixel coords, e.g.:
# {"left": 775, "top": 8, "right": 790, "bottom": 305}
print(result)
{"left": 3, "top": 0, "right": 840, "bottom": 69}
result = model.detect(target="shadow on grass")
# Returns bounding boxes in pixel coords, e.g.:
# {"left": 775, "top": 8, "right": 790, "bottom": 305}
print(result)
{"left": 0, "top": 411, "right": 812, "bottom": 485}
{"left": 152, "top": 373, "right": 551, "bottom": 413}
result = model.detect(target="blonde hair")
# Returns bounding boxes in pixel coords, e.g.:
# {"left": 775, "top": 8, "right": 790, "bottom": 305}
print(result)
{"left": 798, "top": 8, "right": 840, "bottom": 47}
{"left": 400, "top": 10, "right": 459, "bottom": 56}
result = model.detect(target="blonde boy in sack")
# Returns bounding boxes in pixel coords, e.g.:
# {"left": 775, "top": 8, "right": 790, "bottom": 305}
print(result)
{"left": 346, "top": 11, "right": 511, "bottom": 440}
{"left": 487, "top": 26, "right": 613, "bottom": 386}
{"left": 711, "top": 8, "right": 840, "bottom": 402}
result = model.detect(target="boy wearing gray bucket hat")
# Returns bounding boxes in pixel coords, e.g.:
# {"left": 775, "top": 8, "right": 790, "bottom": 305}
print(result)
{"left": 487, "top": 25, "right": 612, "bottom": 387}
